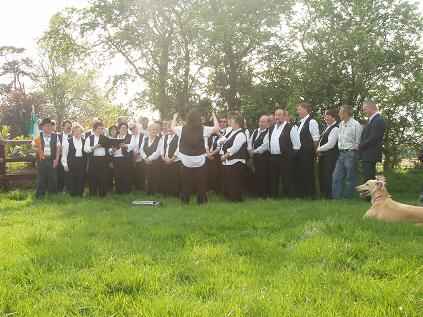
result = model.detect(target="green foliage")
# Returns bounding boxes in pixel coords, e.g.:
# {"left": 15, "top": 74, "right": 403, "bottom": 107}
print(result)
{"left": 0, "top": 170, "right": 422, "bottom": 315}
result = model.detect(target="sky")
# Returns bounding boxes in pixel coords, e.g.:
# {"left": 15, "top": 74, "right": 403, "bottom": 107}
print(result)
{"left": 1, "top": 0, "right": 423, "bottom": 117}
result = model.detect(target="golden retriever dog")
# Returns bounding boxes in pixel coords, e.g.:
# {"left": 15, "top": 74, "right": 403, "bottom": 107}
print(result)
{"left": 356, "top": 176, "right": 423, "bottom": 225}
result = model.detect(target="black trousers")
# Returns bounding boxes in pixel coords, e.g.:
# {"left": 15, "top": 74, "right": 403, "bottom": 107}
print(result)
{"left": 362, "top": 161, "right": 377, "bottom": 182}
{"left": 161, "top": 161, "right": 181, "bottom": 196}
{"left": 36, "top": 159, "right": 58, "bottom": 198}
{"left": 207, "top": 156, "right": 223, "bottom": 193}
{"left": 295, "top": 149, "right": 316, "bottom": 198}
{"left": 68, "top": 157, "right": 86, "bottom": 197}
{"left": 113, "top": 157, "right": 132, "bottom": 194}
{"left": 253, "top": 154, "right": 270, "bottom": 198}
{"left": 318, "top": 153, "right": 338, "bottom": 199}
{"left": 133, "top": 161, "right": 145, "bottom": 191}
{"left": 223, "top": 162, "right": 245, "bottom": 202}
{"left": 180, "top": 164, "right": 208, "bottom": 204}
{"left": 145, "top": 160, "right": 162, "bottom": 195}
{"left": 57, "top": 160, "right": 67, "bottom": 192}
{"left": 88, "top": 156, "right": 108, "bottom": 197}
{"left": 269, "top": 154, "right": 293, "bottom": 198}
{"left": 269, "top": 154, "right": 282, "bottom": 198}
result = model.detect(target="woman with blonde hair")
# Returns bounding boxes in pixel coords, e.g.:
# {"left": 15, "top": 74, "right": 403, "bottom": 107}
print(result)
{"left": 61, "top": 123, "right": 87, "bottom": 197}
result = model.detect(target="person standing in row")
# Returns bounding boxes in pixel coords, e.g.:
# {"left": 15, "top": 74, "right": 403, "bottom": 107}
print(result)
{"left": 248, "top": 115, "right": 270, "bottom": 198}
{"left": 332, "top": 105, "right": 363, "bottom": 199}
{"left": 57, "top": 120, "right": 72, "bottom": 193}
{"left": 171, "top": 110, "right": 219, "bottom": 204}
{"left": 84, "top": 121, "right": 109, "bottom": 197}
{"left": 129, "top": 124, "right": 145, "bottom": 191}
{"left": 110, "top": 123, "right": 132, "bottom": 194}
{"left": 33, "top": 118, "right": 61, "bottom": 199}
{"left": 220, "top": 114, "right": 249, "bottom": 202}
{"left": 268, "top": 109, "right": 299, "bottom": 198}
{"left": 160, "top": 121, "right": 180, "bottom": 196}
{"left": 61, "top": 123, "right": 86, "bottom": 197}
{"left": 359, "top": 101, "right": 386, "bottom": 182}
{"left": 206, "top": 117, "right": 227, "bottom": 193}
{"left": 295, "top": 102, "right": 320, "bottom": 198}
{"left": 316, "top": 109, "right": 339, "bottom": 199}
{"left": 140, "top": 123, "right": 163, "bottom": 195}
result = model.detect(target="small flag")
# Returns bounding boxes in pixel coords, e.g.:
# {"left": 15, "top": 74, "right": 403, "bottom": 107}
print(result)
{"left": 29, "top": 106, "right": 39, "bottom": 139}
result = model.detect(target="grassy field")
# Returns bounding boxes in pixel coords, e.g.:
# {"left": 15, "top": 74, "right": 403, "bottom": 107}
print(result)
{"left": 0, "top": 169, "right": 422, "bottom": 316}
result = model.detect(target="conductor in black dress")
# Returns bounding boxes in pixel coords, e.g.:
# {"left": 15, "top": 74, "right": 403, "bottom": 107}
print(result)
{"left": 171, "top": 110, "right": 219, "bottom": 204}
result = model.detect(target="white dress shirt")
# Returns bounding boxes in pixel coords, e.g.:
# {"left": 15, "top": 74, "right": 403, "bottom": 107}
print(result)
{"left": 42, "top": 134, "right": 53, "bottom": 156}
{"left": 318, "top": 123, "right": 339, "bottom": 152}
{"left": 140, "top": 136, "right": 163, "bottom": 161}
{"left": 338, "top": 118, "right": 363, "bottom": 150}
{"left": 220, "top": 128, "right": 247, "bottom": 166}
{"left": 175, "top": 126, "right": 215, "bottom": 168}
{"left": 248, "top": 129, "right": 269, "bottom": 154}
{"left": 269, "top": 123, "right": 284, "bottom": 155}
{"left": 368, "top": 112, "right": 380, "bottom": 124}
{"left": 163, "top": 134, "right": 180, "bottom": 162}
{"left": 84, "top": 135, "right": 106, "bottom": 157}
{"left": 128, "top": 134, "right": 144, "bottom": 162}
{"left": 297, "top": 114, "right": 320, "bottom": 148}
{"left": 61, "top": 136, "right": 83, "bottom": 169}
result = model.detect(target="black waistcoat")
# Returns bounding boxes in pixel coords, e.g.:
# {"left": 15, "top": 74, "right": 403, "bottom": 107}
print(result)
{"left": 252, "top": 128, "right": 268, "bottom": 150}
{"left": 143, "top": 136, "right": 161, "bottom": 157}
{"left": 179, "top": 126, "right": 205, "bottom": 156}
{"left": 319, "top": 123, "right": 339, "bottom": 157}
{"left": 299, "top": 116, "right": 315, "bottom": 152}
{"left": 163, "top": 134, "right": 179, "bottom": 158}
{"left": 40, "top": 133, "right": 58, "bottom": 159}
{"left": 222, "top": 129, "right": 248, "bottom": 160}
{"left": 67, "top": 137, "right": 86, "bottom": 164}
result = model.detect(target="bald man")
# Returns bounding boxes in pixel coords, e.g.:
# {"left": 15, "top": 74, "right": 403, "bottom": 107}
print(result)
{"left": 268, "top": 109, "right": 298, "bottom": 198}
{"left": 359, "top": 101, "right": 385, "bottom": 182}
{"left": 248, "top": 115, "right": 270, "bottom": 198}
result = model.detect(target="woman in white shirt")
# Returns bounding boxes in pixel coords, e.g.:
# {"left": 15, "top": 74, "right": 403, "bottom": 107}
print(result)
{"left": 61, "top": 123, "right": 86, "bottom": 197}
{"left": 140, "top": 123, "right": 163, "bottom": 195}
{"left": 160, "top": 121, "right": 181, "bottom": 196}
{"left": 84, "top": 121, "right": 108, "bottom": 197}
{"left": 110, "top": 122, "right": 132, "bottom": 194}
{"left": 220, "top": 114, "right": 249, "bottom": 202}
{"left": 171, "top": 110, "right": 219, "bottom": 204}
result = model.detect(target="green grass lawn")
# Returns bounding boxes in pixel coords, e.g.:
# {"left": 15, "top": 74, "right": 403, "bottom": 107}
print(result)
{"left": 1, "top": 169, "right": 423, "bottom": 316}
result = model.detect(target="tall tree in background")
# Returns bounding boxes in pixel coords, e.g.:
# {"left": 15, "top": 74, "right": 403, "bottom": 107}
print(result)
{"left": 36, "top": 9, "right": 125, "bottom": 126}
{"left": 200, "top": 0, "right": 292, "bottom": 112}
{"left": 80, "top": 0, "right": 206, "bottom": 118}
{"left": 263, "top": 0, "right": 423, "bottom": 167}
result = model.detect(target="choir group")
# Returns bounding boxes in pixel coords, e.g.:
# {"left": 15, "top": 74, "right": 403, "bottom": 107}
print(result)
{"left": 32, "top": 101, "right": 386, "bottom": 203}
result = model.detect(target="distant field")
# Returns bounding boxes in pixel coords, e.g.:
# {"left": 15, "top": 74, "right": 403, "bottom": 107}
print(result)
{"left": 0, "top": 169, "right": 422, "bottom": 316}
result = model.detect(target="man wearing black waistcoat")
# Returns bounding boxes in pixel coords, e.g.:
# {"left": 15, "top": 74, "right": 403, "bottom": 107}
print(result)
{"left": 295, "top": 102, "right": 320, "bottom": 198}
{"left": 249, "top": 115, "right": 270, "bottom": 198}
{"left": 268, "top": 109, "right": 298, "bottom": 198}
{"left": 57, "top": 120, "right": 72, "bottom": 192}
{"left": 359, "top": 101, "right": 385, "bottom": 182}
{"left": 316, "top": 109, "right": 339, "bottom": 199}
{"left": 160, "top": 122, "right": 180, "bottom": 196}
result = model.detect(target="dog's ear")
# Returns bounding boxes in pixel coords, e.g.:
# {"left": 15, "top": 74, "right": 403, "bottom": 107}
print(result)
{"left": 375, "top": 180, "right": 385, "bottom": 189}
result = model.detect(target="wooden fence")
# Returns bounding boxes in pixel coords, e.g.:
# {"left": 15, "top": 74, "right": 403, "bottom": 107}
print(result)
{"left": 0, "top": 140, "right": 36, "bottom": 190}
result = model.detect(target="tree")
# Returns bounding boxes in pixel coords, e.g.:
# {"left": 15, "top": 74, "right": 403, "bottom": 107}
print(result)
{"left": 0, "top": 46, "right": 34, "bottom": 93}
{"left": 262, "top": 0, "right": 423, "bottom": 167}
{"left": 36, "top": 9, "right": 124, "bottom": 126}
{"left": 0, "top": 89, "right": 45, "bottom": 137}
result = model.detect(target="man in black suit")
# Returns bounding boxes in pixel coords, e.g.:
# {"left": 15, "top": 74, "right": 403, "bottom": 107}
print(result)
{"left": 359, "top": 101, "right": 385, "bottom": 182}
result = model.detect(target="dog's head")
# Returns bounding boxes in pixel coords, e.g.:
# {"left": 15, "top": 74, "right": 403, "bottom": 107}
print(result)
{"left": 356, "top": 176, "right": 387, "bottom": 198}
